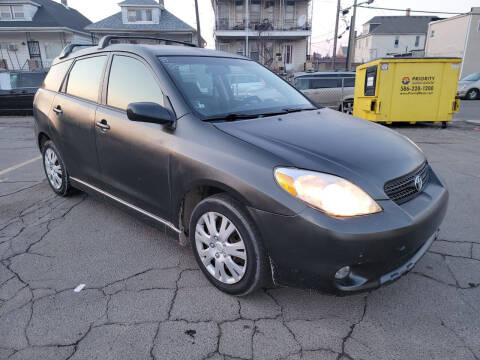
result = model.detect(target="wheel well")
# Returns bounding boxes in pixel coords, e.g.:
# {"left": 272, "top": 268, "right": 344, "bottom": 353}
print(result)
{"left": 38, "top": 132, "right": 50, "bottom": 151}
{"left": 179, "top": 185, "right": 225, "bottom": 237}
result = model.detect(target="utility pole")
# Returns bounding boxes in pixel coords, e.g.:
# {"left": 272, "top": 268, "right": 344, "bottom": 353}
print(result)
{"left": 332, "top": 0, "right": 341, "bottom": 70}
{"left": 194, "top": 0, "right": 202, "bottom": 47}
{"left": 245, "top": 0, "right": 249, "bottom": 57}
{"left": 346, "top": 0, "right": 357, "bottom": 70}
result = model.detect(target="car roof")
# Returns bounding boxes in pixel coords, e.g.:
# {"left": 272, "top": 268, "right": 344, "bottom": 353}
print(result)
{"left": 294, "top": 71, "right": 356, "bottom": 78}
{"left": 52, "top": 43, "right": 249, "bottom": 66}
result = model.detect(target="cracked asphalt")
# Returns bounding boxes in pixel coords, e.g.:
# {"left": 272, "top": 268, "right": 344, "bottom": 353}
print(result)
{"left": 1, "top": 109, "right": 480, "bottom": 360}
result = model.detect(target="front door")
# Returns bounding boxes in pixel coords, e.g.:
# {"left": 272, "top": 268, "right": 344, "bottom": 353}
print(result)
{"left": 50, "top": 54, "right": 107, "bottom": 185}
{"left": 27, "top": 41, "right": 43, "bottom": 68}
{"left": 94, "top": 54, "right": 172, "bottom": 219}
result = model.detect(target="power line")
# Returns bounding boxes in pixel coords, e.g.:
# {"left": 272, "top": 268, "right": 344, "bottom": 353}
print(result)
{"left": 357, "top": 5, "right": 479, "bottom": 16}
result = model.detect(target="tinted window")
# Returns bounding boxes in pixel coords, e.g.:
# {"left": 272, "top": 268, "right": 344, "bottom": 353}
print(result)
{"left": 310, "top": 78, "right": 342, "bottom": 89}
{"left": 66, "top": 56, "right": 106, "bottom": 102}
{"left": 107, "top": 55, "right": 164, "bottom": 110}
{"left": 343, "top": 77, "right": 355, "bottom": 87}
{"left": 43, "top": 60, "right": 72, "bottom": 91}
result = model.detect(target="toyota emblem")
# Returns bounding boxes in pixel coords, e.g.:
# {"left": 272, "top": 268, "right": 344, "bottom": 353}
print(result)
{"left": 414, "top": 175, "right": 423, "bottom": 191}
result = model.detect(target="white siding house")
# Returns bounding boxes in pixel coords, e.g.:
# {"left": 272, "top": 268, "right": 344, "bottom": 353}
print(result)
{"left": 212, "top": 0, "right": 312, "bottom": 73}
{"left": 354, "top": 16, "right": 439, "bottom": 64}
{"left": 425, "top": 7, "right": 480, "bottom": 78}
{"left": 0, "top": 0, "right": 92, "bottom": 70}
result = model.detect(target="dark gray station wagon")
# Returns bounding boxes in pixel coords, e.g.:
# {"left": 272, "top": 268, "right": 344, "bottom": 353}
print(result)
{"left": 33, "top": 36, "right": 448, "bottom": 296}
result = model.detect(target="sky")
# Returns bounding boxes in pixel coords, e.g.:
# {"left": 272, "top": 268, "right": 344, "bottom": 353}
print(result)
{"left": 65, "top": 0, "right": 480, "bottom": 56}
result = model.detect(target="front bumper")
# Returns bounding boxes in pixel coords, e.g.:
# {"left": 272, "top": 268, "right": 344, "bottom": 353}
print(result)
{"left": 248, "top": 170, "right": 448, "bottom": 294}
{"left": 457, "top": 90, "right": 467, "bottom": 97}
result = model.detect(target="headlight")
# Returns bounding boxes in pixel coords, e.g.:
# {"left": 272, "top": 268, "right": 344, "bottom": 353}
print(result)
{"left": 274, "top": 167, "right": 382, "bottom": 217}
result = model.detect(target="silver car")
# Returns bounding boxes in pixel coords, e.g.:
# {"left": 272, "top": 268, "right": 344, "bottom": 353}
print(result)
{"left": 457, "top": 72, "right": 480, "bottom": 100}
{"left": 293, "top": 71, "right": 356, "bottom": 114}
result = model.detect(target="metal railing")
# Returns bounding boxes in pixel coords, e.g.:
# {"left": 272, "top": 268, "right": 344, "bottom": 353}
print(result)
{"left": 215, "top": 18, "right": 311, "bottom": 31}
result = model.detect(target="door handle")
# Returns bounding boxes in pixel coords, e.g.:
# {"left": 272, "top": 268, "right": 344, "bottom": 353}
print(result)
{"left": 95, "top": 119, "right": 110, "bottom": 130}
{"left": 53, "top": 105, "right": 62, "bottom": 114}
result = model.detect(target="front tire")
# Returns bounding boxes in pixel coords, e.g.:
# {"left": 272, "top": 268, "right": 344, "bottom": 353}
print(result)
{"left": 341, "top": 101, "right": 354, "bottom": 115}
{"left": 41, "top": 140, "right": 73, "bottom": 196}
{"left": 189, "top": 193, "right": 269, "bottom": 296}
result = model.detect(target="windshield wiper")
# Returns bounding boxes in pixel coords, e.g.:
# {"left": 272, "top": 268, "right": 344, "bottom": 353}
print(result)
{"left": 203, "top": 107, "right": 316, "bottom": 122}
{"left": 203, "top": 113, "right": 262, "bottom": 122}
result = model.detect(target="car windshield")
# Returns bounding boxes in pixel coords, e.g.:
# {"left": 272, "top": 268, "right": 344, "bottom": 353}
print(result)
{"left": 159, "top": 56, "right": 315, "bottom": 119}
{"left": 462, "top": 72, "right": 480, "bottom": 81}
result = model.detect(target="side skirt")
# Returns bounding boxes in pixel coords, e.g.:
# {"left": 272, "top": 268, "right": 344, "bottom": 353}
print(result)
{"left": 70, "top": 177, "right": 182, "bottom": 235}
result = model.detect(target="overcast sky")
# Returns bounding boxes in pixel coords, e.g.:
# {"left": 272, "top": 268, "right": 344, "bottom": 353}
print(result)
{"left": 65, "top": 0, "right": 480, "bottom": 55}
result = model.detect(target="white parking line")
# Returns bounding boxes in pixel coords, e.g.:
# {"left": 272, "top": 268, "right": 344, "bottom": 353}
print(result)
{"left": 0, "top": 156, "right": 41, "bottom": 176}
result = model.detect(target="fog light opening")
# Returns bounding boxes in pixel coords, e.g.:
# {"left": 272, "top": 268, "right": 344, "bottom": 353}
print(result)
{"left": 335, "top": 266, "right": 351, "bottom": 280}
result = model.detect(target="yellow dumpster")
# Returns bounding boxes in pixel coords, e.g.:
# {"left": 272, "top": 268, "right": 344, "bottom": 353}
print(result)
{"left": 353, "top": 58, "right": 462, "bottom": 128}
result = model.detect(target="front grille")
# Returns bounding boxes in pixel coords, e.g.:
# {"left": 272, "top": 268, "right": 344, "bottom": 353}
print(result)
{"left": 384, "top": 162, "right": 430, "bottom": 204}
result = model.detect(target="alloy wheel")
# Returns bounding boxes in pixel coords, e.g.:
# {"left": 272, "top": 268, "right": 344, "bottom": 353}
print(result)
{"left": 44, "top": 148, "right": 63, "bottom": 190}
{"left": 342, "top": 102, "right": 353, "bottom": 115}
{"left": 195, "top": 212, "right": 247, "bottom": 284}
{"left": 467, "top": 89, "right": 478, "bottom": 100}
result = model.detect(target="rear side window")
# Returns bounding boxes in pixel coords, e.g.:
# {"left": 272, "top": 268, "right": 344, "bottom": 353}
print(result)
{"left": 43, "top": 60, "right": 72, "bottom": 91}
{"left": 107, "top": 55, "right": 164, "bottom": 110}
{"left": 66, "top": 56, "right": 107, "bottom": 102}
{"left": 310, "top": 78, "right": 342, "bottom": 89}
{"left": 343, "top": 77, "right": 355, "bottom": 87}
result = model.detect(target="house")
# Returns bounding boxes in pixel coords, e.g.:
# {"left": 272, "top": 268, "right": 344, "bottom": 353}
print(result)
{"left": 0, "top": 0, "right": 92, "bottom": 70}
{"left": 211, "top": 0, "right": 312, "bottom": 73}
{"left": 425, "top": 7, "right": 480, "bottom": 78}
{"left": 86, "top": 0, "right": 203, "bottom": 46}
{"left": 354, "top": 15, "right": 440, "bottom": 64}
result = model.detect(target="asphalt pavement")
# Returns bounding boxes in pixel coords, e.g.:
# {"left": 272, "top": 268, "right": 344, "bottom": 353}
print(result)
{"left": 1, "top": 103, "right": 480, "bottom": 360}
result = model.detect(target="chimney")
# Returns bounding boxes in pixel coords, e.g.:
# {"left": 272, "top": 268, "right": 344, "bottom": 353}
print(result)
{"left": 61, "top": 0, "right": 68, "bottom": 6}
{"left": 405, "top": 8, "right": 411, "bottom": 16}
{"left": 158, "top": 0, "right": 164, "bottom": 5}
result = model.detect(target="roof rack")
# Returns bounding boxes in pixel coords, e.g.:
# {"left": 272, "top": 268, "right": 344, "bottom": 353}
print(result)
{"left": 58, "top": 43, "right": 92, "bottom": 59}
{"left": 97, "top": 35, "right": 197, "bottom": 49}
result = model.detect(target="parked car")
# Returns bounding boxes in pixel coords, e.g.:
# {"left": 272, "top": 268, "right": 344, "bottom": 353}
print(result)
{"left": 33, "top": 36, "right": 448, "bottom": 296}
{"left": 0, "top": 71, "right": 46, "bottom": 114}
{"left": 457, "top": 72, "right": 480, "bottom": 100}
{"left": 293, "top": 71, "right": 356, "bottom": 114}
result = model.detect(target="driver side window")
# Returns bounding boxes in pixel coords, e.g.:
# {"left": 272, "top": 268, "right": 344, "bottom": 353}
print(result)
{"left": 107, "top": 55, "right": 164, "bottom": 110}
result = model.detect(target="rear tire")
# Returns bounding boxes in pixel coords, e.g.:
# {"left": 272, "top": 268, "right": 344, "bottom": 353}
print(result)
{"left": 466, "top": 89, "right": 479, "bottom": 100}
{"left": 189, "top": 193, "right": 269, "bottom": 296}
{"left": 41, "top": 140, "right": 73, "bottom": 196}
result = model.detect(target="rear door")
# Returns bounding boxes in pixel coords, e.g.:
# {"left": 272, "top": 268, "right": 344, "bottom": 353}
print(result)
{"left": 94, "top": 53, "right": 172, "bottom": 218}
{"left": 50, "top": 54, "right": 107, "bottom": 185}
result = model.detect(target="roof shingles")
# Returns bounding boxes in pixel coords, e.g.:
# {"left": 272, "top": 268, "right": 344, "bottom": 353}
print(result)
{"left": 365, "top": 16, "right": 440, "bottom": 35}
{"left": 85, "top": 9, "right": 194, "bottom": 32}
{"left": 0, "top": 0, "right": 91, "bottom": 32}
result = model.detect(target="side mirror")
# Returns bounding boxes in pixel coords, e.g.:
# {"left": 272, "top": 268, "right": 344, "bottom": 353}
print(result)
{"left": 126, "top": 102, "right": 175, "bottom": 125}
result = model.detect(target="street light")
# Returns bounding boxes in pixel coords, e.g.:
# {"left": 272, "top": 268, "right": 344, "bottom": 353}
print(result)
{"left": 346, "top": 0, "right": 375, "bottom": 70}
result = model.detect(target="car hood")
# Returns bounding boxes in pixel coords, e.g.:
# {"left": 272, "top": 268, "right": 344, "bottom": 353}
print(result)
{"left": 214, "top": 108, "right": 426, "bottom": 200}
